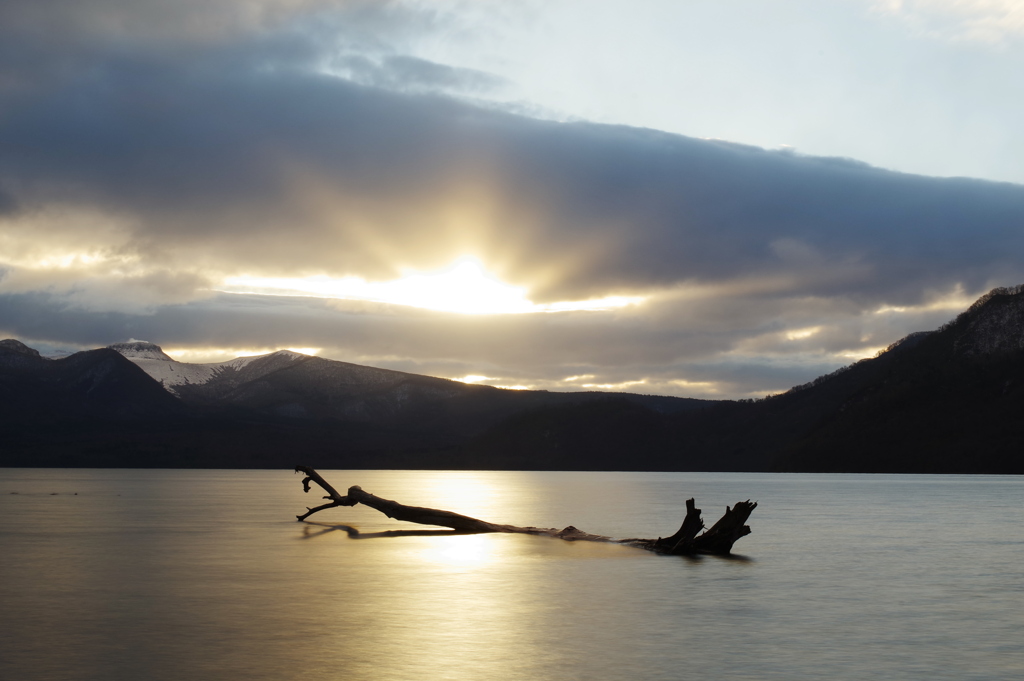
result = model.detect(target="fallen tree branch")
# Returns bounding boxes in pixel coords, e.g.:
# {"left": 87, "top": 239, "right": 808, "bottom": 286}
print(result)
{"left": 294, "top": 465, "right": 756, "bottom": 555}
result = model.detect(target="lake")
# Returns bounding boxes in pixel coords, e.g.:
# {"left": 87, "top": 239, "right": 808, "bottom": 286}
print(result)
{"left": 1, "top": 469, "right": 1022, "bottom": 680}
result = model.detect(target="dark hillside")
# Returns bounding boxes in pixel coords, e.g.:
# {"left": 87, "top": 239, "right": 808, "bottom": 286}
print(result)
{"left": 2, "top": 286, "right": 1023, "bottom": 472}
{"left": 0, "top": 343, "right": 191, "bottom": 467}
{"left": 458, "top": 397, "right": 674, "bottom": 470}
{"left": 0, "top": 343, "right": 184, "bottom": 420}
{"left": 455, "top": 286, "right": 1024, "bottom": 473}
{"left": 457, "top": 330, "right": 937, "bottom": 472}
{"left": 0, "top": 339, "right": 707, "bottom": 469}
{"left": 774, "top": 286, "right": 1024, "bottom": 472}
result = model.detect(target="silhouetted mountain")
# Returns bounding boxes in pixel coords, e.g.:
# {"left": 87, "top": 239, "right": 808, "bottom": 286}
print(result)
{"left": 106, "top": 341, "right": 703, "bottom": 435}
{"left": 0, "top": 338, "right": 706, "bottom": 468}
{"left": 0, "top": 341, "right": 192, "bottom": 467}
{"left": 0, "top": 341, "right": 183, "bottom": 420}
{"left": 2, "top": 285, "right": 1023, "bottom": 471}
{"left": 450, "top": 286, "right": 1024, "bottom": 473}
{"left": 772, "top": 285, "right": 1024, "bottom": 472}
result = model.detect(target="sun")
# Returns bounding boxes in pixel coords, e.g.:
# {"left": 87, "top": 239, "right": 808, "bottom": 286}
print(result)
{"left": 372, "top": 256, "right": 533, "bottom": 314}
{"left": 218, "top": 256, "right": 643, "bottom": 315}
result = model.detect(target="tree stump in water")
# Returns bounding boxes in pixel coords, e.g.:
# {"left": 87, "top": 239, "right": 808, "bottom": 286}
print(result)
{"left": 294, "top": 465, "right": 756, "bottom": 556}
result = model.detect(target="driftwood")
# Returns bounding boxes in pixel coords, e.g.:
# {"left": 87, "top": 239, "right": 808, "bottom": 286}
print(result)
{"left": 294, "top": 465, "right": 756, "bottom": 556}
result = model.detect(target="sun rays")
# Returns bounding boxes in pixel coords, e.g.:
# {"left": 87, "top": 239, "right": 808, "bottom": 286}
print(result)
{"left": 218, "top": 256, "right": 645, "bottom": 315}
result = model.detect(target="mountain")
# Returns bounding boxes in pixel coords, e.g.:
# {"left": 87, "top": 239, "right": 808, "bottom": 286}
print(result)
{"left": 0, "top": 340, "right": 190, "bottom": 467}
{"left": 446, "top": 286, "right": 1024, "bottom": 473}
{"left": 0, "top": 339, "right": 183, "bottom": 420}
{"left": 772, "top": 285, "right": 1024, "bottom": 472}
{"left": 111, "top": 340, "right": 702, "bottom": 429}
{"left": 108, "top": 341, "right": 309, "bottom": 398}
{"left": 1, "top": 339, "right": 706, "bottom": 468}
{"left": 3, "top": 285, "right": 1023, "bottom": 471}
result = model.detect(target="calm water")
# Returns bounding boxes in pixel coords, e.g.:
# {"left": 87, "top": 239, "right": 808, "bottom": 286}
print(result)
{"left": 1, "top": 469, "right": 1022, "bottom": 681}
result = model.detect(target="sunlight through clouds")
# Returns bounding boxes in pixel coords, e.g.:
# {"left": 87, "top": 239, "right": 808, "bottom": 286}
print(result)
{"left": 839, "top": 346, "right": 888, "bottom": 359}
{"left": 785, "top": 327, "right": 822, "bottom": 341}
{"left": 218, "top": 257, "right": 645, "bottom": 315}
{"left": 454, "top": 375, "right": 493, "bottom": 384}
{"left": 452, "top": 374, "right": 536, "bottom": 390}
{"left": 872, "top": 285, "right": 978, "bottom": 315}
{"left": 2, "top": 0, "right": 1024, "bottom": 401}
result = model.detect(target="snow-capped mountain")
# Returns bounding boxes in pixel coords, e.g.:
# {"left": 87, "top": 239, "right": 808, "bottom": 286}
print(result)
{"left": 108, "top": 340, "right": 495, "bottom": 421}
{"left": 108, "top": 341, "right": 307, "bottom": 395}
{"left": 0, "top": 340, "right": 184, "bottom": 420}
{"left": 105, "top": 340, "right": 697, "bottom": 426}
{"left": 1, "top": 337, "right": 709, "bottom": 470}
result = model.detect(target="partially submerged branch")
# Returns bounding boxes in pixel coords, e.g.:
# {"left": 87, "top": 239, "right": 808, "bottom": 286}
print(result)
{"left": 294, "top": 465, "right": 756, "bottom": 555}
{"left": 295, "top": 467, "right": 356, "bottom": 520}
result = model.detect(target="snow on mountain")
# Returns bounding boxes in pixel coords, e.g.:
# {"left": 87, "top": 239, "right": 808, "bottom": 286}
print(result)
{"left": 108, "top": 342, "right": 309, "bottom": 394}
{"left": 108, "top": 340, "right": 174, "bottom": 361}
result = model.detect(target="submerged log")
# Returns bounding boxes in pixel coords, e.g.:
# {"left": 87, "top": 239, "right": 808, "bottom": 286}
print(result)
{"left": 294, "top": 465, "right": 756, "bottom": 555}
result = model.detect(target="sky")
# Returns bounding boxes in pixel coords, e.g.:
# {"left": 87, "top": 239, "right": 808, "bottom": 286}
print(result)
{"left": 1, "top": 0, "right": 1024, "bottom": 399}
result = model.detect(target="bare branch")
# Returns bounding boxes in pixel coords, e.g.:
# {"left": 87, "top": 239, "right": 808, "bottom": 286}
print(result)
{"left": 292, "top": 467, "right": 755, "bottom": 555}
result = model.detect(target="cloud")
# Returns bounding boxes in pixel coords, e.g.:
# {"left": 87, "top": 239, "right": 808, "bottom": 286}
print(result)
{"left": 3, "top": 36, "right": 1022, "bottom": 299}
{"left": 0, "top": 185, "right": 16, "bottom": 215}
{"left": 331, "top": 54, "right": 509, "bottom": 95}
{"left": 870, "top": 0, "right": 1024, "bottom": 44}
{"left": 2, "top": 0, "right": 1024, "bottom": 398}
{"left": 0, "top": 281, "right": 996, "bottom": 399}
{"left": 0, "top": 1, "right": 373, "bottom": 41}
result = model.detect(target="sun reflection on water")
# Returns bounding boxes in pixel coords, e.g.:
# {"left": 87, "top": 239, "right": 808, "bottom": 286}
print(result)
{"left": 418, "top": 472, "right": 505, "bottom": 522}
{"left": 419, "top": 533, "right": 496, "bottom": 567}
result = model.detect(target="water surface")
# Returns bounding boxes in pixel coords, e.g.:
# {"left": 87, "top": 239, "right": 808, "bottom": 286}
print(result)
{"left": 1, "top": 469, "right": 1021, "bottom": 680}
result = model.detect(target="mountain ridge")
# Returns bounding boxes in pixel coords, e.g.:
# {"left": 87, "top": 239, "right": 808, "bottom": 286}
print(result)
{"left": 2, "top": 284, "right": 1023, "bottom": 472}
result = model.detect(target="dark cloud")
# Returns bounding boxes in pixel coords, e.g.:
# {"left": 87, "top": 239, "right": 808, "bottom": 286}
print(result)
{"left": 0, "top": 286, "right": 976, "bottom": 398}
{"left": 0, "top": 184, "right": 17, "bottom": 215}
{"left": 2, "top": 22, "right": 1022, "bottom": 301}
{"left": 0, "top": 1, "right": 369, "bottom": 41}
{"left": 333, "top": 54, "right": 508, "bottom": 95}
{"left": 2, "top": 0, "right": 1024, "bottom": 397}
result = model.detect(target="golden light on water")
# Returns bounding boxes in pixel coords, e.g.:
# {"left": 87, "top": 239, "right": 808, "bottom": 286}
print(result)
{"left": 420, "top": 472, "right": 503, "bottom": 520}
{"left": 218, "top": 256, "right": 644, "bottom": 315}
{"left": 419, "top": 533, "right": 496, "bottom": 567}
{"left": 405, "top": 472, "right": 509, "bottom": 568}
